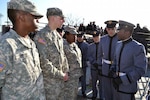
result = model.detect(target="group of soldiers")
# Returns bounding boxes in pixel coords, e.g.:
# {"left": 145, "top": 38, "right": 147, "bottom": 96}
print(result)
{"left": 0, "top": 0, "right": 148, "bottom": 100}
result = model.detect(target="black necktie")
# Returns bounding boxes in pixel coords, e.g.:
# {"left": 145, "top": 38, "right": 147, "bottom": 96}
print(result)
{"left": 118, "top": 42, "right": 125, "bottom": 72}
{"left": 95, "top": 42, "right": 99, "bottom": 61}
{"left": 108, "top": 37, "right": 113, "bottom": 61}
{"left": 77, "top": 42, "right": 81, "bottom": 48}
{"left": 118, "top": 38, "right": 132, "bottom": 72}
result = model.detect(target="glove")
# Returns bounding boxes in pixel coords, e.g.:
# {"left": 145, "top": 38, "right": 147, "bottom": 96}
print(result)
{"left": 113, "top": 76, "right": 122, "bottom": 89}
{"left": 108, "top": 67, "right": 116, "bottom": 77}
{"left": 98, "top": 68, "right": 102, "bottom": 75}
{"left": 108, "top": 70, "right": 116, "bottom": 78}
{"left": 93, "top": 63, "right": 98, "bottom": 69}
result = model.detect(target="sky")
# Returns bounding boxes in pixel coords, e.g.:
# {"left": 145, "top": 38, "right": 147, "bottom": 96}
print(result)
{"left": 0, "top": 0, "right": 150, "bottom": 32}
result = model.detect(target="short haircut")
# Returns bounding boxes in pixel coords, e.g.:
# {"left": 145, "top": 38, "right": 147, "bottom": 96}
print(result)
{"left": 7, "top": 9, "right": 18, "bottom": 25}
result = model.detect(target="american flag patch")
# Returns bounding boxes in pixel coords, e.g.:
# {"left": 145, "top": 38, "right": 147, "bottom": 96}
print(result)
{"left": 38, "top": 38, "right": 46, "bottom": 44}
{"left": 0, "top": 62, "right": 5, "bottom": 72}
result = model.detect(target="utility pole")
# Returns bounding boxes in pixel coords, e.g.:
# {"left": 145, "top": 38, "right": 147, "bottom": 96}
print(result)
{"left": 0, "top": 13, "right": 3, "bottom": 32}
{"left": 83, "top": 18, "right": 85, "bottom": 24}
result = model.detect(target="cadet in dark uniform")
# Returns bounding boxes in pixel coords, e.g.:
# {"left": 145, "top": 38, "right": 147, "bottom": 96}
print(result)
{"left": 88, "top": 31, "right": 103, "bottom": 100}
{"left": 99, "top": 20, "right": 118, "bottom": 100}
{"left": 76, "top": 33, "right": 89, "bottom": 97}
{"left": 110, "top": 20, "right": 147, "bottom": 100}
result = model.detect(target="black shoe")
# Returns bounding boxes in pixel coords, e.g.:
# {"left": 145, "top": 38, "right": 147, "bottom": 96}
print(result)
{"left": 91, "top": 96, "right": 96, "bottom": 100}
{"left": 82, "top": 92, "right": 87, "bottom": 98}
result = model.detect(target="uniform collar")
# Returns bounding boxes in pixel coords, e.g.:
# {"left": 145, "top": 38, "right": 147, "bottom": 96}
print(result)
{"left": 10, "top": 29, "right": 32, "bottom": 48}
{"left": 122, "top": 37, "right": 133, "bottom": 44}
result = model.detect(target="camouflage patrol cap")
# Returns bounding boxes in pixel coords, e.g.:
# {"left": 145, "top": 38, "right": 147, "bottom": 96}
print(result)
{"left": 64, "top": 25, "right": 78, "bottom": 35}
{"left": 7, "top": 0, "right": 43, "bottom": 18}
{"left": 46, "top": 7, "right": 65, "bottom": 18}
{"left": 118, "top": 20, "right": 135, "bottom": 30}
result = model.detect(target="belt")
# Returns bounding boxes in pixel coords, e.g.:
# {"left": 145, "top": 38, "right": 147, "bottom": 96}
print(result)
{"left": 102, "top": 59, "right": 113, "bottom": 64}
{"left": 116, "top": 72, "right": 126, "bottom": 76}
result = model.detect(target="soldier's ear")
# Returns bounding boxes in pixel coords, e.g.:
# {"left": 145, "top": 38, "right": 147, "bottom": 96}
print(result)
{"left": 17, "top": 11, "right": 28, "bottom": 22}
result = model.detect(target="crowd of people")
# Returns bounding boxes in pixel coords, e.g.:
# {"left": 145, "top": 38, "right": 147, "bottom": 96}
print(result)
{"left": 0, "top": 0, "right": 148, "bottom": 100}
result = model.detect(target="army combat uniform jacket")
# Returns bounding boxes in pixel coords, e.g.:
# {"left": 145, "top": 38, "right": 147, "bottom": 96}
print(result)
{"left": 0, "top": 29, "right": 45, "bottom": 100}
{"left": 63, "top": 39, "right": 82, "bottom": 100}
{"left": 34, "top": 25, "right": 69, "bottom": 100}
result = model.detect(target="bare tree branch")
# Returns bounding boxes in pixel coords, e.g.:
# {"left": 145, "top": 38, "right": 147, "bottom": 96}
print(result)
{"left": 64, "top": 14, "right": 83, "bottom": 26}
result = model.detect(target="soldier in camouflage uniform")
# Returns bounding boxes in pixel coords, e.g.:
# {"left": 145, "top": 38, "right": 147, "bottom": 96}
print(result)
{"left": 0, "top": 0, "right": 45, "bottom": 100}
{"left": 34, "top": 8, "right": 69, "bottom": 100}
{"left": 63, "top": 26, "right": 83, "bottom": 100}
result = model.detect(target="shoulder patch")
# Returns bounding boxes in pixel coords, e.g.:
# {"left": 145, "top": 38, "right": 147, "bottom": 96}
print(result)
{"left": 38, "top": 38, "right": 46, "bottom": 45}
{"left": 0, "top": 62, "right": 5, "bottom": 72}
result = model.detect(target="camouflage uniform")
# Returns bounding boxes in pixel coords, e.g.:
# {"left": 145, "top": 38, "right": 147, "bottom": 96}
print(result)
{"left": 0, "top": 29, "right": 45, "bottom": 100}
{"left": 34, "top": 25, "right": 69, "bottom": 100}
{"left": 63, "top": 39, "right": 82, "bottom": 100}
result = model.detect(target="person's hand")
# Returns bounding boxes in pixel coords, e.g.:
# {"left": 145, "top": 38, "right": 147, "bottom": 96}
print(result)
{"left": 98, "top": 68, "right": 102, "bottom": 75}
{"left": 93, "top": 63, "right": 98, "bottom": 69}
{"left": 63, "top": 73, "right": 69, "bottom": 82}
{"left": 108, "top": 70, "right": 116, "bottom": 77}
{"left": 108, "top": 67, "right": 116, "bottom": 78}
{"left": 113, "top": 76, "right": 122, "bottom": 89}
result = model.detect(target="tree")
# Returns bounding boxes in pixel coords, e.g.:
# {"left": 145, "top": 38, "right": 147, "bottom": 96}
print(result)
{"left": 64, "top": 14, "right": 83, "bottom": 26}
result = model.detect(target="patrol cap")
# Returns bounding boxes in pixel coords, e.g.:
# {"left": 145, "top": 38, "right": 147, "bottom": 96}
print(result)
{"left": 92, "top": 31, "right": 100, "bottom": 37}
{"left": 46, "top": 7, "right": 65, "bottom": 18}
{"left": 118, "top": 20, "right": 135, "bottom": 30}
{"left": 104, "top": 20, "right": 118, "bottom": 28}
{"left": 64, "top": 25, "right": 78, "bottom": 35}
{"left": 77, "top": 32, "right": 84, "bottom": 37}
{"left": 7, "top": 0, "right": 43, "bottom": 18}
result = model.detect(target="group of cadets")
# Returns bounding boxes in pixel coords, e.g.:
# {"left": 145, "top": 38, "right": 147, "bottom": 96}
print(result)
{"left": 78, "top": 20, "right": 147, "bottom": 100}
{"left": 82, "top": 20, "right": 119, "bottom": 100}
{"left": 0, "top": 0, "right": 147, "bottom": 100}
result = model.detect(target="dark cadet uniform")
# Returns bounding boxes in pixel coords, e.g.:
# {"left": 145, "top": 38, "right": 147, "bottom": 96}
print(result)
{"left": 76, "top": 33, "right": 89, "bottom": 97}
{"left": 111, "top": 20, "right": 147, "bottom": 100}
{"left": 88, "top": 31, "right": 103, "bottom": 100}
{"left": 99, "top": 20, "right": 118, "bottom": 100}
